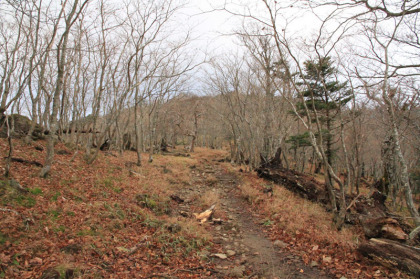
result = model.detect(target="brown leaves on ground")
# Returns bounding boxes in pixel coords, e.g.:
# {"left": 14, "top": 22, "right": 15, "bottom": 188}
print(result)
{"left": 0, "top": 140, "right": 412, "bottom": 278}
{"left": 0, "top": 139, "right": 213, "bottom": 278}
{"left": 235, "top": 170, "right": 410, "bottom": 279}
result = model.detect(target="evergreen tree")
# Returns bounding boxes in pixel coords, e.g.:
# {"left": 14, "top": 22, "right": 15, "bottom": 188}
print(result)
{"left": 289, "top": 56, "right": 352, "bottom": 172}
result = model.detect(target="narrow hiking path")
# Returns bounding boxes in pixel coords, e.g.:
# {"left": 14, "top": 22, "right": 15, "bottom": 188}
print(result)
{"left": 174, "top": 153, "right": 332, "bottom": 279}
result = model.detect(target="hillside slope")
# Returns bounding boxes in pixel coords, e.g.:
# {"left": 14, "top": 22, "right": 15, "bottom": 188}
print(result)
{"left": 0, "top": 139, "right": 411, "bottom": 278}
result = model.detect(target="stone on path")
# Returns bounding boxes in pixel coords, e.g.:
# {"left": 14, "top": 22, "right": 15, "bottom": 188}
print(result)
{"left": 322, "top": 256, "right": 332, "bottom": 263}
{"left": 226, "top": 250, "right": 236, "bottom": 257}
{"left": 310, "top": 261, "right": 319, "bottom": 267}
{"left": 213, "top": 253, "right": 228, "bottom": 259}
{"left": 274, "top": 240, "right": 288, "bottom": 248}
{"left": 228, "top": 265, "right": 246, "bottom": 278}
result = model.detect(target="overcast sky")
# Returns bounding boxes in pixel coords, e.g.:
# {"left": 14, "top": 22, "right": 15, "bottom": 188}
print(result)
{"left": 176, "top": 0, "right": 326, "bottom": 93}
{"left": 181, "top": 0, "right": 329, "bottom": 56}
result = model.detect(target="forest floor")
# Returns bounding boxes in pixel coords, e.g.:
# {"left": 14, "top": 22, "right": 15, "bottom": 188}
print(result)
{"left": 0, "top": 139, "right": 411, "bottom": 278}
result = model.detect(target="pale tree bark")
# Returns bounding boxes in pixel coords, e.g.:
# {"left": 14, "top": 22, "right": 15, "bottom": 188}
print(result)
{"left": 345, "top": 2, "right": 420, "bottom": 226}
{"left": 40, "top": 0, "right": 90, "bottom": 177}
{"left": 221, "top": 0, "right": 351, "bottom": 222}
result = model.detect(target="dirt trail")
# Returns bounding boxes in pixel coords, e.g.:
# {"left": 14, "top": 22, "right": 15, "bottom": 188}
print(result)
{"left": 175, "top": 156, "right": 332, "bottom": 279}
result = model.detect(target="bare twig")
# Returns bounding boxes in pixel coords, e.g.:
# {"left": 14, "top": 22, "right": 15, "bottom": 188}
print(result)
{"left": 346, "top": 193, "right": 363, "bottom": 211}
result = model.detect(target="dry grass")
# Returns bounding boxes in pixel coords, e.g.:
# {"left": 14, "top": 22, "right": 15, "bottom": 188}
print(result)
{"left": 166, "top": 216, "right": 213, "bottom": 241}
{"left": 239, "top": 183, "right": 264, "bottom": 205}
{"left": 192, "top": 147, "right": 227, "bottom": 162}
{"left": 197, "top": 189, "right": 220, "bottom": 209}
{"left": 238, "top": 171, "right": 357, "bottom": 247}
{"left": 204, "top": 174, "right": 218, "bottom": 186}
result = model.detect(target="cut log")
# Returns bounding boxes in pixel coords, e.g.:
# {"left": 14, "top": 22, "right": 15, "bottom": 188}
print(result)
{"left": 193, "top": 204, "right": 216, "bottom": 223}
{"left": 358, "top": 238, "right": 420, "bottom": 277}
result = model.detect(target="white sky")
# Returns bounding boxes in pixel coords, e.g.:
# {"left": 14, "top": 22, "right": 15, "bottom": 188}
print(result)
{"left": 182, "top": 1, "right": 241, "bottom": 55}
{"left": 176, "top": 0, "right": 328, "bottom": 94}
{"left": 181, "top": 0, "right": 330, "bottom": 56}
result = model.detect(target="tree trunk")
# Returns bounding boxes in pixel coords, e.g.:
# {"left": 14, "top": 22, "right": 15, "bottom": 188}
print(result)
{"left": 134, "top": 84, "right": 142, "bottom": 166}
{"left": 40, "top": 0, "right": 84, "bottom": 177}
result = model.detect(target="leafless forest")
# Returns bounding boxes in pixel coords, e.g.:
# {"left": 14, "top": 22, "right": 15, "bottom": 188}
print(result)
{"left": 1, "top": 0, "right": 419, "bottom": 258}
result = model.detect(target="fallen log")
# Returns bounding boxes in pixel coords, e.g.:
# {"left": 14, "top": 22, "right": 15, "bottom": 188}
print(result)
{"left": 257, "top": 149, "right": 418, "bottom": 276}
{"left": 256, "top": 150, "right": 412, "bottom": 242}
{"left": 358, "top": 238, "right": 420, "bottom": 277}
{"left": 256, "top": 165, "right": 330, "bottom": 205}
{"left": 5, "top": 157, "right": 43, "bottom": 167}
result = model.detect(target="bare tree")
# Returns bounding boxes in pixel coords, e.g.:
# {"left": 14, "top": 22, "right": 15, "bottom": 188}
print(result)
{"left": 309, "top": 0, "right": 420, "bottom": 226}
{"left": 40, "top": 0, "right": 90, "bottom": 177}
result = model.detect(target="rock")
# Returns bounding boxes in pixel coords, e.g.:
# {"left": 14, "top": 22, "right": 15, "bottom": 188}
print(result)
{"left": 0, "top": 114, "right": 44, "bottom": 140}
{"left": 226, "top": 250, "right": 236, "bottom": 257}
{"left": 310, "top": 261, "right": 319, "bottom": 267}
{"left": 274, "top": 240, "right": 288, "bottom": 248}
{"left": 215, "top": 226, "right": 222, "bottom": 231}
{"left": 312, "top": 245, "right": 319, "bottom": 251}
{"left": 229, "top": 266, "right": 245, "bottom": 277}
{"left": 339, "top": 277, "right": 347, "bottom": 279}
{"left": 213, "top": 253, "right": 228, "bottom": 259}
{"left": 322, "top": 256, "right": 332, "bottom": 263}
